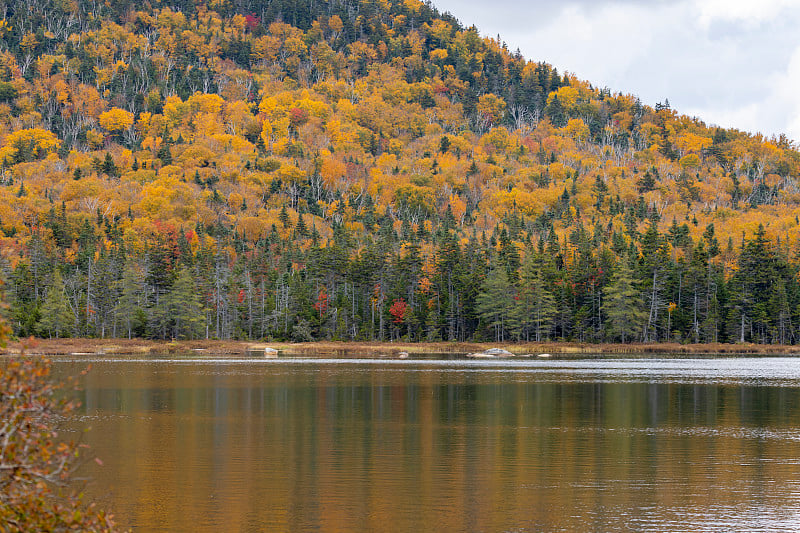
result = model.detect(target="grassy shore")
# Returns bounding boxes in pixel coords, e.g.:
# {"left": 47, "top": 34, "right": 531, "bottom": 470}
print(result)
{"left": 3, "top": 338, "right": 800, "bottom": 357}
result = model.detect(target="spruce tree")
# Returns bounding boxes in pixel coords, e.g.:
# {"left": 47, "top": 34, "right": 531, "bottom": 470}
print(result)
{"left": 279, "top": 205, "right": 290, "bottom": 228}
{"left": 728, "top": 224, "right": 783, "bottom": 343}
{"left": 37, "top": 271, "right": 73, "bottom": 338}
{"left": 516, "top": 254, "right": 556, "bottom": 342}
{"left": 602, "top": 259, "right": 646, "bottom": 343}
{"left": 116, "top": 263, "right": 144, "bottom": 339}
{"left": 296, "top": 213, "right": 308, "bottom": 237}
{"left": 164, "top": 266, "right": 205, "bottom": 340}
{"left": 476, "top": 260, "right": 517, "bottom": 342}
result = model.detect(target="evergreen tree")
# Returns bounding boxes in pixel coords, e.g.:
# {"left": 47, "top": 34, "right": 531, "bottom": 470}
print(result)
{"left": 639, "top": 218, "right": 670, "bottom": 341}
{"left": 279, "top": 205, "right": 290, "bottom": 228}
{"left": 602, "top": 259, "right": 646, "bottom": 343}
{"left": 91, "top": 248, "right": 119, "bottom": 338}
{"left": 37, "top": 271, "right": 73, "bottom": 338}
{"left": 516, "top": 254, "right": 556, "bottom": 341}
{"left": 115, "top": 263, "right": 145, "bottom": 339}
{"left": 476, "top": 260, "right": 517, "bottom": 341}
{"left": 164, "top": 267, "right": 205, "bottom": 340}
{"left": 296, "top": 213, "right": 308, "bottom": 237}
{"left": 727, "top": 224, "right": 785, "bottom": 343}
{"left": 544, "top": 94, "right": 567, "bottom": 127}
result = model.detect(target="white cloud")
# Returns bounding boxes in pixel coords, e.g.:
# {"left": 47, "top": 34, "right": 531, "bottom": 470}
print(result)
{"left": 680, "top": 44, "right": 800, "bottom": 142}
{"left": 431, "top": 0, "right": 800, "bottom": 139}
{"left": 464, "top": 2, "right": 673, "bottom": 93}
{"left": 772, "top": 46, "right": 800, "bottom": 141}
{"left": 693, "top": 0, "right": 796, "bottom": 28}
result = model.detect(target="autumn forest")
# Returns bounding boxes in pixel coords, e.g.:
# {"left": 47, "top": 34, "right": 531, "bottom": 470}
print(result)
{"left": 1, "top": 0, "right": 800, "bottom": 345}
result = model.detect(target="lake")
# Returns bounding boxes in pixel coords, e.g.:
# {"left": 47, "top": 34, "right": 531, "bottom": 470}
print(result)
{"left": 53, "top": 356, "right": 800, "bottom": 531}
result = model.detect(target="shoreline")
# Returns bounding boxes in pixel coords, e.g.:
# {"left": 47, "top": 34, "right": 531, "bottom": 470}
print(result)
{"left": 3, "top": 338, "right": 800, "bottom": 357}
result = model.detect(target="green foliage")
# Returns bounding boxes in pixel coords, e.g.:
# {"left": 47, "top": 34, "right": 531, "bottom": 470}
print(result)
{"left": 164, "top": 266, "right": 205, "bottom": 340}
{"left": 36, "top": 270, "right": 73, "bottom": 338}
{"left": 0, "top": 82, "right": 17, "bottom": 102}
{"left": 602, "top": 258, "right": 647, "bottom": 343}
{"left": 516, "top": 254, "right": 556, "bottom": 341}
{"left": 476, "top": 260, "right": 518, "bottom": 342}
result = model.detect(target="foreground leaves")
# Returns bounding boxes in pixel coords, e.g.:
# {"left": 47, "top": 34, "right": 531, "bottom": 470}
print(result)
{"left": 0, "top": 358, "right": 119, "bottom": 532}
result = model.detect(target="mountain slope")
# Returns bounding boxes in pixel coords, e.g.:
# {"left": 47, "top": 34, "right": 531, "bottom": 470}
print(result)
{"left": 1, "top": 0, "right": 799, "bottom": 344}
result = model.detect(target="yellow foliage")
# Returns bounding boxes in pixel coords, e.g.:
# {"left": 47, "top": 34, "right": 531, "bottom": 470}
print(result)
{"left": 141, "top": 136, "right": 164, "bottom": 154}
{"left": 404, "top": 0, "right": 423, "bottom": 13}
{"left": 122, "top": 169, "right": 157, "bottom": 184}
{"left": 562, "top": 118, "right": 590, "bottom": 143}
{"left": 164, "top": 95, "right": 190, "bottom": 126}
{"left": 277, "top": 163, "right": 306, "bottom": 183}
{"left": 477, "top": 93, "right": 506, "bottom": 125}
{"left": 548, "top": 162, "right": 569, "bottom": 182}
{"left": 481, "top": 127, "right": 512, "bottom": 152}
{"left": 61, "top": 177, "right": 102, "bottom": 202}
{"left": 99, "top": 107, "right": 134, "bottom": 133}
{"left": 679, "top": 154, "right": 701, "bottom": 169}
{"left": 675, "top": 132, "right": 711, "bottom": 155}
{"left": 193, "top": 112, "right": 225, "bottom": 136}
{"left": 321, "top": 156, "right": 346, "bottom": 189}
{"left": 20, "top": 32, "right": 38, "bottom": 51}
{"left": 0, "top": 128, "right": 60, "bottom": 161}
{"left": 447, "top": 194, "right": 466, "bottom": 225}
{"left": 430, "top": 48, "right": 448, "bottom": 61}
{"left": 328, "top": 15, "right": 343, "bottom": 34}
{"left": 239, "top": 216, "right": 268, "bottom": 240}
{"left": 547, "top": 86, "right": 581, "bottom": 109}
{"left": 258, "top": 95, "right": 279, "bottom": 116}
{"left": 85, "top": 129, "right": 105, "bottom": 150}
{"left": 188, "top": 92, "right": 224, "bottom": 114}
{"left": 228, "top": 192, "right": 243, "bottom": 209}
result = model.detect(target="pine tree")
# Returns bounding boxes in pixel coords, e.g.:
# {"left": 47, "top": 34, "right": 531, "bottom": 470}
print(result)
{"left": 279, "top": 205, "right": 290, "bottom": 228}
{"left": 37, "top": 271, "right": 73, "bottom": 338}
{"left": 102, "top": 152, "right": 117, "bottom": 177}
{"left": 91, "top": 248, "right": 119, "bottom": 338}
{"left": 476, "top": 260, "right": 517, "bottom": 342}
{"left": 639, "top": 218, "right": 669, "bottom": 341}
{"left": 544, "top": 94, "right": 567, "bottom": 127}
{"left": 296, "top": 213, "right": 308, "bottom": 237}
{"left": 602, "top": 259, "right": 646, "bottom": 343}
{"left": 516, "top": 254, "right": 556, "bottom": 341}
{"left": 115, "top": 263, "right": 144, "bottom": 339}
{"left": 164, "top": 266, "right": 205, "bottom": 340}
{"left": 727, "top": 224, "right": 784, "bottom": 343}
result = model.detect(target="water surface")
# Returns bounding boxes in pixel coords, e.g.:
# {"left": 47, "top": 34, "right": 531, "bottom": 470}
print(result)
{"left": 55, "top": 356, "right": 800, "bottom": 531}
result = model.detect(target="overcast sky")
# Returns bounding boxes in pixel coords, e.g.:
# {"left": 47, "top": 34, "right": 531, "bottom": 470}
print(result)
{"left": 432, "top": 0, "right": 800, "bottom": 141}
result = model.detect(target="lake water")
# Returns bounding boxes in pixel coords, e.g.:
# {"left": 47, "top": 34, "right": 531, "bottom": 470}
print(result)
{"left": 53, "top": 356, "right": 800, "bottom": 532}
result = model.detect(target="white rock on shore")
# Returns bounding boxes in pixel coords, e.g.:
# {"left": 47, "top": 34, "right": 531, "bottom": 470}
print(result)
{"left": 466, "top": 348, "right": 514, "bottom": 358}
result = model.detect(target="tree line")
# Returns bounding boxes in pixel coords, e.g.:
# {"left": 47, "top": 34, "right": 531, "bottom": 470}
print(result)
{"left": 6, "top": 203, "right": 799, "bottom": 345}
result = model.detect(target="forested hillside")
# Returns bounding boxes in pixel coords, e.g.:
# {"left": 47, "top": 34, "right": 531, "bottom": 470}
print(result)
{"left": 1, "top": 0, "right": 800, "bottom": 344}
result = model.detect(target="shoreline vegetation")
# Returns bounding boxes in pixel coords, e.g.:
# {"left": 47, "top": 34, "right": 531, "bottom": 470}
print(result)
{"left": 3, "top": 339, "right": 800, "bottom": 357}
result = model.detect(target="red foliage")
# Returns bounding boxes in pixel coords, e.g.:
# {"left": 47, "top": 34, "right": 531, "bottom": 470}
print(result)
{"left": 244, "top": 13, "right": 260, "bottom": 31}
{"left": 389, "top": 298, "right": 409, "bottom": 324}
{"left": 314, "top": 288, "right": 328, "bottom": 316}
{"left": 288, "top": 107, "right": 309, "bottom": 127}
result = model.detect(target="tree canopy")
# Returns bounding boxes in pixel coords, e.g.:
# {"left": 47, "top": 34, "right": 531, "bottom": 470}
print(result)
{"left": 1, "top": 0, "right": 800, "bottom": 344}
